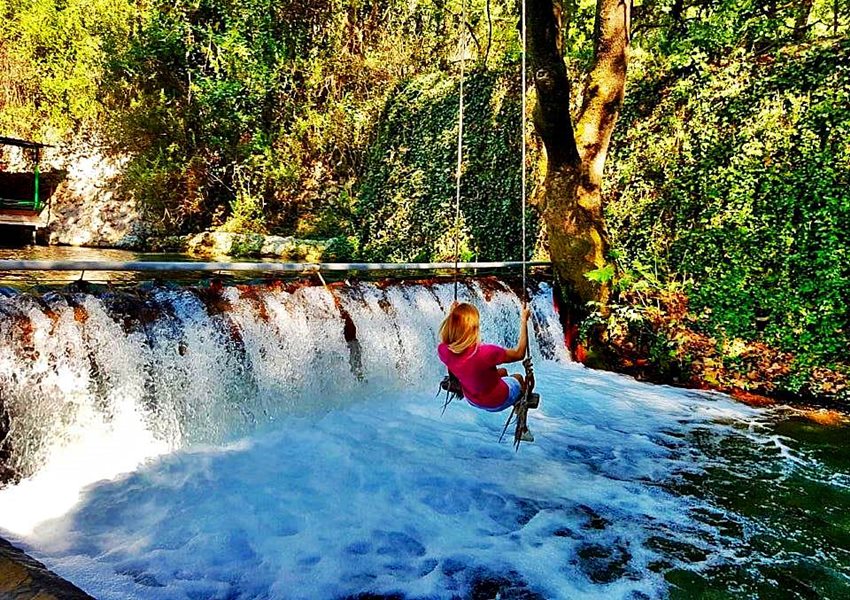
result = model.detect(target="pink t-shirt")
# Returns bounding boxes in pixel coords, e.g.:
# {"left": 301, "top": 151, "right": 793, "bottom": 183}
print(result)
{"left": 437, "top": 343, "right": 508, "bottom": 409}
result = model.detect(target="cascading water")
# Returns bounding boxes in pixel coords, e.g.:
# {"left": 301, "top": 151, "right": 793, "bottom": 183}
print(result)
{"left": 0, "top": 277, "right": 847, "bottom": 600}
{"left": 0, "top": 278, "right": 565, "bottom": 482}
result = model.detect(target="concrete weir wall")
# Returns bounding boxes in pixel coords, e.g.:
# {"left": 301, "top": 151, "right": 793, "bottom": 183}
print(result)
{"left": 0, "top": 537, "right": 93, "bottom": 599}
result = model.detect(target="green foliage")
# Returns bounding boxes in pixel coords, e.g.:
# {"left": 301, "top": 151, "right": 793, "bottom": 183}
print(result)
{"left": 323, "top": 235, "right": 359, "bottom": 261}
{"left": 229, "top": 232, "right": 264, "bottom": 258}
{"left": 0, "top": 0, "right": 135, "bottom": 138}
{"left": 584, "top": 264, "right": 615, "bottom": 284}
{"left": 606, "top": 38, "right": 850, "bottom": 368}
{"left": 102, "top": 0, "right": 494, "bottom": 236}
{"left": 297, "top": 188, "right": 358, "bottom": 240}
{"left": 357, "top": 68, "right": 539, "bottom": 262}
{"left": 635, "top": 0, "right": 849, "bottom": 61}
{"left": 1, "top": 0, "right": 526, "bottom": 244}
{"left": 104, "top": 0, "right": 344, "bottom": 233}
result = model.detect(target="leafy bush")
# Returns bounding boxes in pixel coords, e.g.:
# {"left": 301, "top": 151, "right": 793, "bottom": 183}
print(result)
{"left": 323, "top": 236, "right": 359, "bottom": 262}
{"left": 0, "top": 0, "right": 135, "bottom": 138}
{"left": 99, "top": 0, "right": 493, "bottom": 238}
{"left": 229, "top": 233, "right": 264, "bottom": 258}
{"left": 606, "top": 39, "right": 850, "bottom": 369}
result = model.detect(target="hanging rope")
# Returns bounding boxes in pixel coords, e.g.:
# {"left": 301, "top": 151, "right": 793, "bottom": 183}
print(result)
{"left": 440, "top": 0, "right": 468, "bottom": 411}
{"left": 520, "top": 0, "right": 528, "bottom": 310}
{"left": 452, "top": 0, "right": 467, "bottom": 303}
{"left": 442, "top": 0, "right": 540, "bottom": 441}
{"left": 499, "top": 0, "right": 540, "bottom": 451}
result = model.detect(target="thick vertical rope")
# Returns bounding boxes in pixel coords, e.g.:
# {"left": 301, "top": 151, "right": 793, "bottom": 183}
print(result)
{"left": 453, "top": 0, "right": 466, "bottom": 302}
{"left": 520, "top": 0, "right": 531, "bottom": 361}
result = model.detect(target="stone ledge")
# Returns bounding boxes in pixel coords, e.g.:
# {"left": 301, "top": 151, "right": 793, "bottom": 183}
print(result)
{"left": 0, "top": 537, "right": 94, "bottom": 599}
{"left": 185, "top": 231, "right": 334, "bottom": 261}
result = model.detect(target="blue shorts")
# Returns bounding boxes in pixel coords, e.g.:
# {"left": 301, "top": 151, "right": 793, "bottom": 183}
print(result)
{"left": 469, "top": 377, "right": 522, "bottom": 412}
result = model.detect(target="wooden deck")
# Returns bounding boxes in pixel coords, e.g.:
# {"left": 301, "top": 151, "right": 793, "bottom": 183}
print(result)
{"left": 0, "top": 208, "right": 46, "bottom": 228}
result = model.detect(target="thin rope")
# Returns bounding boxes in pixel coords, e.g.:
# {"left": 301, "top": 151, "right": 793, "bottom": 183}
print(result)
{"left": 521, "top": 0, "right": 528, "bottom": 305}
{"left": 513, "top": 10, "right": 534, "bottom": 446}
{"left": 453, "top": 0, "right": 466, "bottom": 302}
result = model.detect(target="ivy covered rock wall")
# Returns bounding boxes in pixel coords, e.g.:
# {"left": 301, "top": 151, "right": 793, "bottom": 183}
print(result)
{"left": 357, "top": 69, "right": 541, "bottom": 263}
{"left": 606, "top": 39, "right": 850, "bottom": 370}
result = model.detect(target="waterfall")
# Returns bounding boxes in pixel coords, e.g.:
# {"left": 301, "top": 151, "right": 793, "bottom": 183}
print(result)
{"left": 0, "top": 277, "right": 567, "bottom": 484}
{"left": 2, "top": 278, "right": 845, "bottom": 600}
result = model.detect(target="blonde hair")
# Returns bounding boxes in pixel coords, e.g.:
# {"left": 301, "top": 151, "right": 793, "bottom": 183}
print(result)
{"left": 439, "top": 302, "right": 480, "bottom": 354}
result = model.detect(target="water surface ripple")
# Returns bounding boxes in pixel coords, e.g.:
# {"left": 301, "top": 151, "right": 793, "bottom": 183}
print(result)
{"left": 0, "top": 281, "right": 846, "bottom": 599}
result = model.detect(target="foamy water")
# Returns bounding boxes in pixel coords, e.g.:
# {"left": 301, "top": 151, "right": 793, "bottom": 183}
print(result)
{"left": 3, "top": 362, "right": 767, "bottom": 600}
{"left": 0, "top": 280, "right": 847, "bottom": 598}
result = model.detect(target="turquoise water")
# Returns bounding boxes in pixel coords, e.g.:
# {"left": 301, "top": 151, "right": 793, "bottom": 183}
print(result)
{"left": 662, "top": 414, "right": 850, "bottom": 598}
{"left": 0, "top": 280, "right": 847, "bottom": 599}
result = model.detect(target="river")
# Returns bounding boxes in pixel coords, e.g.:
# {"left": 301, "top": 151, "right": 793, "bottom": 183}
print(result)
{"left": 0, "top": 277, "right": 847, "bottom": 599}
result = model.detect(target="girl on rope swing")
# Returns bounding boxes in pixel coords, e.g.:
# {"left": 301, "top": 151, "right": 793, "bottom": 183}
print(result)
{"left": 437, "top": 302, "right": 536, "bottom": 441}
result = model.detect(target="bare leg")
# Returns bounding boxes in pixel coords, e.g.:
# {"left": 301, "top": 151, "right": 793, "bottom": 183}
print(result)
{"left": 511, "top": 373, "right": 525, "bottom": 391}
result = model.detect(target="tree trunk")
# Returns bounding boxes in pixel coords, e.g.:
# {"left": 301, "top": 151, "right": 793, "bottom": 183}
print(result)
{"left": 671, "top": 0, "right": 684, "bottom": 23}
{"left": 527, "top": 0, "right": 630, "bottom": 314}
{"left": 793, "top": 0, "right": 814, "bottom": 39}
{"left": 834, "top": 0, "right": 840, "bottom": 35}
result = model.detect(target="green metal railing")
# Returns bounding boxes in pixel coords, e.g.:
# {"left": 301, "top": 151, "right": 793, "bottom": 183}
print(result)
{"left": 0, "top": 196, "right": 41, "bottom": 211}
{"left": 0, "top": 135, "right": 50, "bottom": 212}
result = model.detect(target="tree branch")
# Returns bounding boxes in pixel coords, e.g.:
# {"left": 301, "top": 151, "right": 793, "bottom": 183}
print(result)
{"left": 576, "top": 0, "right": 631, "bottom": 173}
{"left": 484, "top": 0, "right": 493, "bottom": 64}
{"left": 464, "top": 20, "right": 483, "bottom": 58}
{"left": 526, "top": 0, "right": 580, "bottom": 170}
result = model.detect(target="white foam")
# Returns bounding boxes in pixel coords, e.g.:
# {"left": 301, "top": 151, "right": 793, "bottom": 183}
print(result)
{"left": 0, "top": 360, "right": 769, "bottom": 599}
{"left": 0, "top": 281, "right": 818, "bottom": 598}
